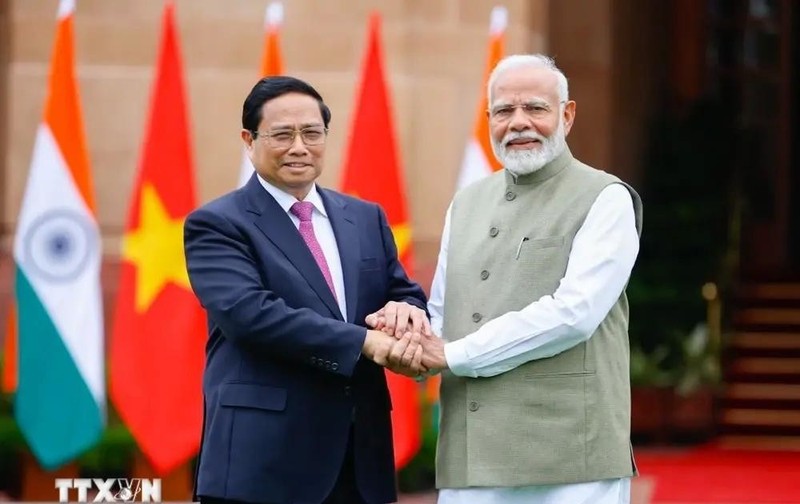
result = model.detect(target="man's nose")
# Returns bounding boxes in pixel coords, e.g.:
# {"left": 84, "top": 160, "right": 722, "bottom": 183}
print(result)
{"left": 508, "top": 107, "right": 532, "bottom": 131}
{"left": 287, "top": 133, "right": 308, "bottom": 154}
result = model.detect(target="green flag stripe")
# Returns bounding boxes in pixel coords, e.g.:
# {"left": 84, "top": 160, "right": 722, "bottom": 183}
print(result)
{"left": 14, "top": 267, "right": 102, "bottom": 469}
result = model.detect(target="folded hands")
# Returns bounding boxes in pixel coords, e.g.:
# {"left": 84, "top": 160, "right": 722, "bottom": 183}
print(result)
{"left": 361, "top": 301, "right": 446, "bottom": 378}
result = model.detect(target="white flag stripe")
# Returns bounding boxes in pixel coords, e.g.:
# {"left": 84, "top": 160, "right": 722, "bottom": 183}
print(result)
{"left": 456, "top": 138, "right": 493, "bottom": 190}
{"left": 266, "top": 2, "right": 284, "bottom": 28}
{"left": 13, "top": 125, "right": 105, "bottom": 404}
{"left": 238, "top": 148, "right": 254, "bottom": 187}
{"left": 489, "top": 6, "right": 508, "bottom": 35}
{"left": 57, "top": 0, "right": 75, "bottom": 19}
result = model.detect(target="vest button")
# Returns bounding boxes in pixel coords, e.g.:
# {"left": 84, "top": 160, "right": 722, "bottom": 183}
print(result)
{"left": 472, "top": 312, "right": 482, "bottom": 323}
{"left": 505, "top": 191, "right": 516, "bottom": 201}
{"left": 489, "top": 227, "right": 499, "bottom": 237}
{"left": 468, "top": 401, "right": 479, "bottom": 412}
{"left": 480, "top": 270, "right": 489, "bottom": 280}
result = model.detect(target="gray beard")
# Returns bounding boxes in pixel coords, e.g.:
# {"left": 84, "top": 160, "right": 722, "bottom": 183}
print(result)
{"left": 493, "top": 121, "right": 567, "bottom": 176}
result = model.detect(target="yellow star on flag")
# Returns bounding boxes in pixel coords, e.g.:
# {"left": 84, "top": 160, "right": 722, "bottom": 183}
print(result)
{"left": 122, "top": 183, "right": 191, "bottom": 313}
{"left": 391, "top": 223, "right": 411, "bottom": 256}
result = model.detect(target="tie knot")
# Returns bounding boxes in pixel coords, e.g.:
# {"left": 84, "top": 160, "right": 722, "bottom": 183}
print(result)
{"left": 290, "top": 201, "right": 314, "bottom": 222}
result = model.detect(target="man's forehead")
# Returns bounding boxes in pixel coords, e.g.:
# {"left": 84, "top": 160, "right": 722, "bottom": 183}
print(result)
{"left": 262, "top": 93, "right": 319, "bottom": 115}
{"left": 492, "top": 66, "right": 559, "bottom": 99}
{"left": 261, "top": 97, "right": 322, "bottom": 126}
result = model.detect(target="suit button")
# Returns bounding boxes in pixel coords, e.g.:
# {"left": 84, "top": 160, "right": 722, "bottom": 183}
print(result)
{"left": 480, "top": 270, "right": 489, "bottom": 280}
{"left": 310, "top": 357, "right": 317, "bottom": 364}
{"left": 489, "top": 227, "right": 499, "bottom": 237}
{"left": 505, "top": 191, "right": 516, "bottom": 201}
{"left": 332, "top": 362, "right": 339, "bottom": 371}
{"left": 325, "top": 360, "right": 331, "bottom": 368}
{"left": 472, "top": 312, "right": 482, "bottom": 323}
{"left": 469, "top": 401, "right": 479, "bottom": 412}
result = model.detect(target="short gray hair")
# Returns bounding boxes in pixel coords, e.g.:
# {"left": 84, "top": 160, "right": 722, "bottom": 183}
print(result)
{"left": 487, "top": 54, "right": 569, "bottom": 105}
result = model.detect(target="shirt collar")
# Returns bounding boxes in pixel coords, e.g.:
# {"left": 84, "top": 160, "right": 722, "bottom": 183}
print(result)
{"left": 256, "top": 174, "right": 328, "bottom": 218}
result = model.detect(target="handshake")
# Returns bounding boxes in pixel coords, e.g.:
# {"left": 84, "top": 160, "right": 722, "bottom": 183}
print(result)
{"left": 361, "top": 301, "right": 446, "bottom": 378}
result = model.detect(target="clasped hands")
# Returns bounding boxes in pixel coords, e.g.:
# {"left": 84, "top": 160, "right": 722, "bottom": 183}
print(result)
{"left": 361, "top": 301, "right": 446, "bottom": 378}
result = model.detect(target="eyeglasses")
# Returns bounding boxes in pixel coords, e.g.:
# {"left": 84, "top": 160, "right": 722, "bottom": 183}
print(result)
{"left": 489, "top": 101, "right": 566, "bottom": 122}
{"left": 252, "top": 126, "right": 328, "bottom": 149}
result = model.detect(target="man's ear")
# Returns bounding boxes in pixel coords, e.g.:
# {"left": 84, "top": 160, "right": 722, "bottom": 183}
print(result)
{"left": 241, "top": 129, "right": 254, "bottom": 149}
{"left": 563, "top": 101, "right": 577, "bottom": 136}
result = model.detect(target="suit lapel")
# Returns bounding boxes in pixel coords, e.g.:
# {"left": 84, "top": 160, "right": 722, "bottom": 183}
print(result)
{"left": 244, "top": 176, "right": 343, "bottom": 320}
{"left": 320, "top": 189, "right": 360, "bottom": 324}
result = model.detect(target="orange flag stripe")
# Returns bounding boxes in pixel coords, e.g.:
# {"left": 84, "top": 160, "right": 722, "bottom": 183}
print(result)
{"left": 2, "top": 304, "right": 17, "bottom": 393}
{"left": 261, "top": 19, "right": 284, "bottom": 76}
{"left": 44, "top": 12, "right": 96, "bottom": 212}
{"left": 474, "top": 13, "right": 506, "bottom": 173}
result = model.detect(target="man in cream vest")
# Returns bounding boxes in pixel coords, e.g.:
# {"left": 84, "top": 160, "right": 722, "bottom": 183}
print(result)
{"left": 420, "top": 54, "right": 643, "bottom": 503}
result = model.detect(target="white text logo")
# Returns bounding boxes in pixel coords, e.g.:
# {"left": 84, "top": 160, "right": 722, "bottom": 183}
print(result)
{"left": 55, "top": 478, "right": 162, "bottom": 502}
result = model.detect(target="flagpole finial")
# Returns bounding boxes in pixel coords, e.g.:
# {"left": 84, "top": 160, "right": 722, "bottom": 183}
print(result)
{"left": 57, "top": 0, "right": 76, "bottom": 19}
{"left": 266, "top": 2, "right": 284, "bottom": 28}
{"left": 489, "top": 6, "right": 508, "bottom": 35}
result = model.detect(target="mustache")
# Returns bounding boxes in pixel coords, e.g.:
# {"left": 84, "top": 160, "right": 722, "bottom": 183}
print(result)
{"left": 502, "top": 131, "right": 547, "bottom": 147}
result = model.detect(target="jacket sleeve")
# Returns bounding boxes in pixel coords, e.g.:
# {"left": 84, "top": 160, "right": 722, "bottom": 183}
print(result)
{"left": 184, "top": 207, "right": 366, "bottom": 377}
{"left": 375, "top": 205, "right": 429, "bottom": 314}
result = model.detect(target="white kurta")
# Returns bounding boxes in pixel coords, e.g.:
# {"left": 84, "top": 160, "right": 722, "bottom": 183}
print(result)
{"left": 428, "top": 183, "right": 639, "bottom": 504}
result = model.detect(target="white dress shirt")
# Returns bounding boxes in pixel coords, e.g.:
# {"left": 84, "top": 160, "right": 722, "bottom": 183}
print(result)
{"left": 257, "top": 176, "right": 347, "bottom": 319}
{"left": 428, "top": 183, "right": 638, "bottom": 504}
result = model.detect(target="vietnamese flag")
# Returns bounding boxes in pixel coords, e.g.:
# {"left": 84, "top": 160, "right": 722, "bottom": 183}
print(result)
{"left": 109, "top": 2, "right": 205, "bottom": 475}
{"left": 340, "top": 13, "right": 420, "bottom": 469}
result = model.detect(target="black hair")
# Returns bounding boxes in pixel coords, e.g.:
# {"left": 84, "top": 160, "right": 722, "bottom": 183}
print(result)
{"left": 241, "top": 76, "right": 332, "bottom": 133}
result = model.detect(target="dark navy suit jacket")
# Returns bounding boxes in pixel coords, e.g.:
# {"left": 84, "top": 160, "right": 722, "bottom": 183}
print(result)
{"left": 184, "top": 175, "right": 427, "bottom": 504}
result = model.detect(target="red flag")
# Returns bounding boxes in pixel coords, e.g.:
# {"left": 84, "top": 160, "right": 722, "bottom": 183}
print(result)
{"left": 109, "top": 2, "right": 205, "bottom": 475}
{"left": 340, "top": 13, "right": 420, "bottom": 469}
{"left": 2, "top": 304, "right": 17, "bottom": 393}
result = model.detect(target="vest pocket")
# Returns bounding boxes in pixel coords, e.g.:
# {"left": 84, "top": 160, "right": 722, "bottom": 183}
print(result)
{"left": 523, "top": 369, "right": 596, "bottom": 379}
{"left": 525, "top": 235, "right": 565, "bottom": 249}
{"left": 514, "top": 235, "right": 566, "bottom": 269}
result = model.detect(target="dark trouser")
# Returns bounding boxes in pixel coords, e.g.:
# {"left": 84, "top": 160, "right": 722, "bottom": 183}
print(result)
{"left": 200, "top": 428, "right": 367, "bottom": 504}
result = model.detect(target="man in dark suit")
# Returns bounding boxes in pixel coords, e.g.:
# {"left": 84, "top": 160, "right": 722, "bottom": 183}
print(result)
{"left": 184, "top": 76, "right": 429, "bottom": 504}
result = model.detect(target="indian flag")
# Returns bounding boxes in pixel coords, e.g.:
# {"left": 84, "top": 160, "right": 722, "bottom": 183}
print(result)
{"left": 238, "top": 1, "right": 285, "bottom": 187}
{"left": 12, "top": 0, "right": 104, "bottom": 469}
{"left": 455, "top": 6, "right": 507, "bottom": 190}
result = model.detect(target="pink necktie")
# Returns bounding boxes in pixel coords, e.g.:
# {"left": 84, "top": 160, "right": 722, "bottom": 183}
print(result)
{"left": 290, "top": 201, "right": 337, "bottom": 300}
